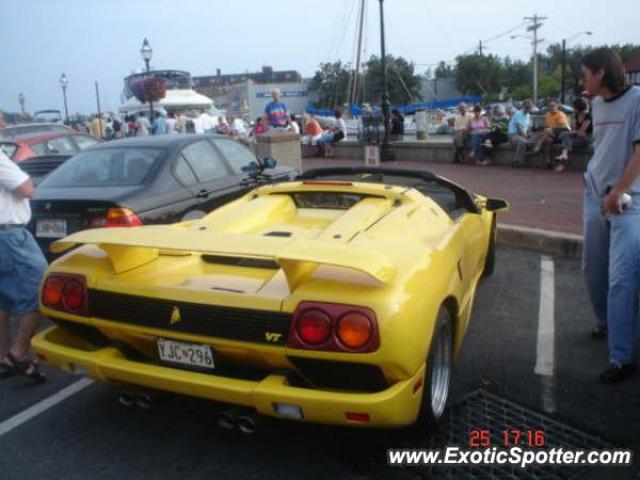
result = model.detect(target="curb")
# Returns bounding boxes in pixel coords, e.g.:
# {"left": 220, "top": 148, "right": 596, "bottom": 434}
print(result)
{"left": 498, "top": 224, "right": 583, "bottom": 259}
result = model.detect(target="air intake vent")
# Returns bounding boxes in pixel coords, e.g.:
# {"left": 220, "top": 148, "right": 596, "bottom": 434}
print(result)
{"left": 201, "top": 255, "right": 279, "bottom": 269}
{"left": 263, "top": 231, "right": 292, "bottom": 238}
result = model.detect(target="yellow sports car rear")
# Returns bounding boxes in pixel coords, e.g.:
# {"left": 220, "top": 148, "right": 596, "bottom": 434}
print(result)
{"left": 32, "top": 167, "right": 508, "bottom": 429}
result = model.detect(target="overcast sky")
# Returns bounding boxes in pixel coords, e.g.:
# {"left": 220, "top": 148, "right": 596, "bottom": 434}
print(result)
{"left": 1, "top": 0, "right": 637, "bottom": 114}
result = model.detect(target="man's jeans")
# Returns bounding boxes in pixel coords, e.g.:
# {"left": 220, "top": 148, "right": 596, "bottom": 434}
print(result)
{"left": 583, "top": 187, "right": 640, "bottom": 365}
{"left": 509, "top": 134, "right": 528, "bottom": 164}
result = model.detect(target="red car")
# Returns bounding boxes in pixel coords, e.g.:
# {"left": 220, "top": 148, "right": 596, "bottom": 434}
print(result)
{"left": 0, "top": 131, "right": 100, "bottom": 163}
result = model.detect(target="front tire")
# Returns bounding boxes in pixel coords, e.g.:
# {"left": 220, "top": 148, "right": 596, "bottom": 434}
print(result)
{"left": 416, "top": 307, "right": 453, "bottom": 427}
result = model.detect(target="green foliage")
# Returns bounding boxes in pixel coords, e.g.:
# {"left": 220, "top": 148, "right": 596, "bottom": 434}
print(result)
{"left": 434, "top": 61, "right": 453, "bottom": 79}
{"left": 451, "top": 43, "right": 639, "bottom": 100}
{"left": 308, "top": 60, "right": 352, "bottom": 109}
{"left": 362, "top": 55, "right": 423, "bottom": 105}
{"left": 309, "top": 55, "right": 422, "bottom": 108}
{"left": 454, "top": 53, "right": 504, "bottom": 95}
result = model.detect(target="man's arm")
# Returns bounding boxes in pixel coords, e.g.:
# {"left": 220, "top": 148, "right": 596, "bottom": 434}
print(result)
{"left": 14, "top": 179, "right": 35, "bottom": 199}
{"left": 603, "top": 143, "right": 640, "bottom": 214}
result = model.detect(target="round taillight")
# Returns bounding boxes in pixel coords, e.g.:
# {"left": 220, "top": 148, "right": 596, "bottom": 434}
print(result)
{"left": 43, "top": 277, "right": 64, "bottom": 306}
{"left": 62, "top": 280, "right": 85, "bottom": 311}
{"left": 337, "top": 312, "right": 372, "bottom": 349}
{"left": 297, "top": 309, "right": 331, "bottom": 345}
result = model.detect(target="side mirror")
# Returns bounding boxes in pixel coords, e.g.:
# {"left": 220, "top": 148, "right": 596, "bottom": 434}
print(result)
{"left": 262, "top": 157, "right": 277, "bottom": 169}
{"left": 485, "top": 198, "right": 509, "bottom": 212}
{"left": 242, "top": 161, "right": 260, "bottom": 173}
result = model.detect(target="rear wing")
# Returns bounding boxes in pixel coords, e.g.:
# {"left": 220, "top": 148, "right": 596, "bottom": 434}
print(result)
{"left": 51, "top": 226, "right": 396, "bottom": 287}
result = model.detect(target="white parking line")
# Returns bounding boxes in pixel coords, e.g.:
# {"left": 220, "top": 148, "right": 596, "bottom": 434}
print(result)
{"left": 0, "top": 378, "right": 93, "bottom": 437}
{"left": 535, "top": 256, "right": 555, "bottom": 376}
{"left": 535, "top": 256, "right": 556, "bottom": 413}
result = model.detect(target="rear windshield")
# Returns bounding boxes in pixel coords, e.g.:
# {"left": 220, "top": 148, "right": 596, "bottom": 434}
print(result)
{"left": 0, "top": 143, "right": 17, "bottom": 159}
{"left": 39, "top": 147, "right": 161, "bottom": 188}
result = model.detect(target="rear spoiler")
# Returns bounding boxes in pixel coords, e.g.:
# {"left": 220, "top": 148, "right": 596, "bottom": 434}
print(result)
{"left": 51, "top": 227, "right": 396, "bottom": 287}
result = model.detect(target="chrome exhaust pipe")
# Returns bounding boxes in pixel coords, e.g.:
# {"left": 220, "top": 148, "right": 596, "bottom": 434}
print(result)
{"left": 118, "top": 390, "right": 136, "bottom": 407}
{"left": 136, "top": 391, "right": 153, "bottom": 410}
{"left": 236, "top": 412, "right": 257, "bottom": 435}
{"left": 217, "top": 409, "right": 237, "bottom": 430}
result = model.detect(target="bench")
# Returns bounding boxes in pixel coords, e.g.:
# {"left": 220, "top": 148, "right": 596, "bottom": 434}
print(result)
{"left": 330, "top": 138, "right": 593, "bottom": 171}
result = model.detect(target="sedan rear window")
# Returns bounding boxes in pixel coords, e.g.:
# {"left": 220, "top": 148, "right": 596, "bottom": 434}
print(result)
{"left": 39, "top": 147, "right": 161, "bottom": 188}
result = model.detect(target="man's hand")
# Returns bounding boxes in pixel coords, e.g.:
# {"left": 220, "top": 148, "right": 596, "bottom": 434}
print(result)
{"left": 602, "top": 189, "right": 624, "bottom": 215}
{"left": 14, "top": 179, "right": 35, "bottom": 199}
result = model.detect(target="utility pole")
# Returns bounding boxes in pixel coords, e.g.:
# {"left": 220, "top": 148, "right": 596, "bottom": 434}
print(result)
{"left": 478, "top": 40, "right": 484, "bottom": 55}
{"left": 378, "top": 0, "right": 394, "bottom": 161}
{"left": 524, "top": 14, "right": 547, "bottom": 105}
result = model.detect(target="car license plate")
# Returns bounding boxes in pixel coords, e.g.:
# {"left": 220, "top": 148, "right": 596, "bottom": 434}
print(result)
{"left": 36, "top": 219, "right": 67, "bottom": 238}
{"left": 156, "top": 338, "right": 215, "bottom": 371}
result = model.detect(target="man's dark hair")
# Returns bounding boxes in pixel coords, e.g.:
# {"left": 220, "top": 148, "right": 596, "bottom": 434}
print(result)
{"left": 573, "top": 97, "right": 588, "bottom": 112}
{"left": 580, "top": 47, "right": 627, "bottom": 94}
{"left": 334, "top": 110, "right": 343, "bottom": 119}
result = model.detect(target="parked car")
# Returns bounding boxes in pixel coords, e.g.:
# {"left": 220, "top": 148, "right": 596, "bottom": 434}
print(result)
{"left": 29, "top": 134, "right": 297, "bottom": 259}
{"left": 0, "top": 122, "right": 73, "bottom": 139}
{"left": 32, "top": 166, "right": 508, "bottom": 431}
{"left": 18, "top": 154, "right": 72, "bottom": 185}
{"left": 0, "top": 131, "right": 100, "bottom": 162}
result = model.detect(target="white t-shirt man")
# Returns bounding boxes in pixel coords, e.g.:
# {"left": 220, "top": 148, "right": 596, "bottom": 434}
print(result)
{"left": 166, "top": 117, "right": 177, "bottom": 134}
{"left": 0, "top": 151, "right": 31, "bottom": 224}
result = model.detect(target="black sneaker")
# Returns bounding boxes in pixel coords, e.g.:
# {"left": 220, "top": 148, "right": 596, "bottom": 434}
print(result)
{"left": 599, "top": 364, "right": 637, "bottom": 384}
{"left": 591, "top": 325, "right": 608, "bottom": 340}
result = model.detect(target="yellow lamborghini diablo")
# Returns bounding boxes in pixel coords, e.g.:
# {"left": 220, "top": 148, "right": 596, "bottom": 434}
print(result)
{"left": 32, "top": 167, "right": 508, "bottom": 429}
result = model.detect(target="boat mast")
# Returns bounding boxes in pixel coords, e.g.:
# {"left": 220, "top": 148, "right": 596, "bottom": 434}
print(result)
{"left": 350, "top": 0, "right": 366, "bottom": 107}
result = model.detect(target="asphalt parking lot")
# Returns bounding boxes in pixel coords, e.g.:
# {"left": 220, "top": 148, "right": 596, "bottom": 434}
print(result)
{"left": 1, "top": 246, "right": 639, "bottom": 479}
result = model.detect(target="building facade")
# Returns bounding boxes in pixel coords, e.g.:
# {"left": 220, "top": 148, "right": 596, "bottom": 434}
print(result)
{"left": 625, "top": 49, "right": 640, "bottom": 86}
{"left": 211, "top": 80, "right": 311, "bottom": 121}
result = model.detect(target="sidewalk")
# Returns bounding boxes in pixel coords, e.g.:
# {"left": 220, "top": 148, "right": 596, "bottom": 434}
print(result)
{"left": 303, "top": 158, "right": 584, "bottom": 236}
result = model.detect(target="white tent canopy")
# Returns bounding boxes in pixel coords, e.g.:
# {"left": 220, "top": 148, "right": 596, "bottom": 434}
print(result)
{"left": 119, "top": 89, "right": 214, "bottom": 115}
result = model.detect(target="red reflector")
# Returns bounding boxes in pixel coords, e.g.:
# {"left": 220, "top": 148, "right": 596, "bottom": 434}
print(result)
{"left": 37, "top": 353, "right": 47, "bottom": 362}
{"left": 63, "top": 280, "right": 85, "bottom": 310}
{"left": 43, "top": 276, "right": 64, "bottom": 306}
{"left": 297, "top": 309, "right": 331, "bottom": 345}
{"left": 346, "top": 412, "right": 370, "bottom": 423}
{"left": 413, "top": 377, "right": 424, "bottom": 394}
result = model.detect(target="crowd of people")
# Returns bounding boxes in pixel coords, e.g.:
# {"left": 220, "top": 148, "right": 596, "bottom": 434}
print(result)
{"left": 452, "top": 96, "right": 593, "bottom": 171}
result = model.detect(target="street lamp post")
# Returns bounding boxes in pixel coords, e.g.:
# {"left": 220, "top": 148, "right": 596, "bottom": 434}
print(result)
{"left": 140, "top": 38, "right": 154, "bottom": 121}
{"left": 561, "top": 31, "right": 592, "bottom": 104}
{"left": 60, "top": 73, "right": 69, "bottom": 123}
{"left": 378, "top": 0, "right": 394, "bottom": 162}
{"left": 18, "top": 93, "right": 25, "bottom": 116}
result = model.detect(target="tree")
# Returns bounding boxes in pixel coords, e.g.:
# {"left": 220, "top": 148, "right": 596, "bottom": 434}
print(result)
{"left": 308, "top": 61, "right": 352, "bottom": 109}
{"left": 362, "top": 55, "right": 423, "bottom": 105}
{"left": 454, "top": 53, "right": 504, "bottom": 95}
{"left": 435, "top": 61, "right": 453, "bottom": 79}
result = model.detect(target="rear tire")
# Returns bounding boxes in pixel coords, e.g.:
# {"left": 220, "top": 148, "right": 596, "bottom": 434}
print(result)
{"left": 482, "top": 215, "right": 496, "bottom": 277}
{"left": 415, "top": 307, "right": 453, "bottom": 429}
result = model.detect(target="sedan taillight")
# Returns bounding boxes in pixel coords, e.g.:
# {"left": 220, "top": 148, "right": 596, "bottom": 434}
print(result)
{"left": 89, "top": 208, "right": 143, "bottom": 228}
{"left": 42, "top": 274, "right": 89, "bottom": 316}
{"left": 287, "top": 302, "right": 379, "bottom": 353}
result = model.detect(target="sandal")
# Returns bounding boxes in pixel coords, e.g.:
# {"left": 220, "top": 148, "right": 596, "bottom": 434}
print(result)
{"left": 0, "top": 360, "right": 15, "bottom": 379}
{"left": 7, "top": 352, "right": 46, "bottom": 382}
